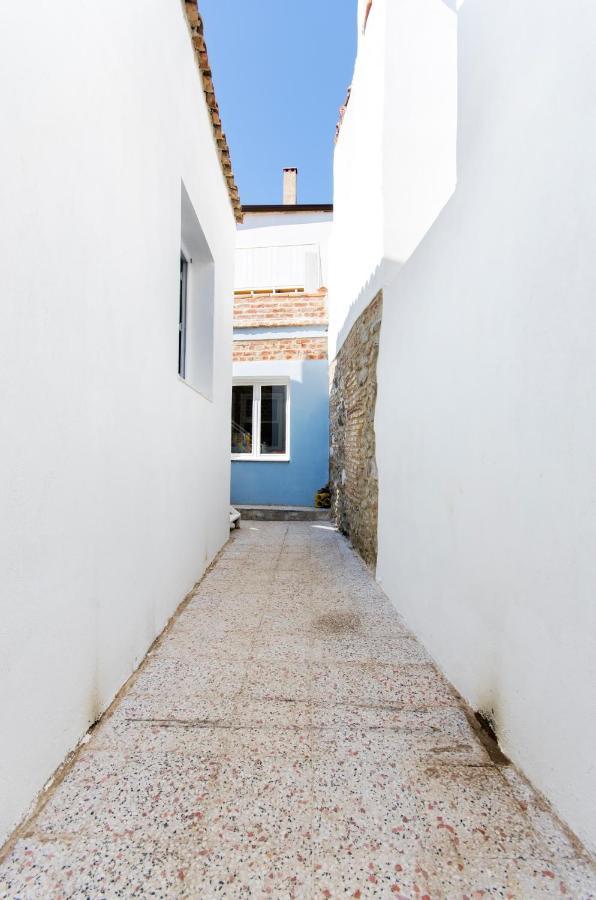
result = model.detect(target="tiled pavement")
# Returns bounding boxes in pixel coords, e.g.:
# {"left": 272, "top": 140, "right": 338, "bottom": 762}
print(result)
{"left": 1, "top": 522, "right": 595, "bottom": 898}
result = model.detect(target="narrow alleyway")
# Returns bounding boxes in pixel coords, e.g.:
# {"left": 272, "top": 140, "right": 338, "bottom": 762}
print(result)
{"left": 1, "top": 523, "right": 595, "bottom": 898}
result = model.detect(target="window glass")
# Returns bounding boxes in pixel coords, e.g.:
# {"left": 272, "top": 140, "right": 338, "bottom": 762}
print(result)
{"left": 231, "top": 385, "right": 253, "bottom": 454}
{"left": 260, "top": 385, "right": 287, "bottom": 454}
{"left": 178, "top": 255, "right": 188, "bottom": 378}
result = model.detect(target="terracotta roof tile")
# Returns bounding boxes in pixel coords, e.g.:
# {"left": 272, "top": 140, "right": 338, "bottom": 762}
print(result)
{"left": 183, "top": 1, "right": 243, "bottom": 223}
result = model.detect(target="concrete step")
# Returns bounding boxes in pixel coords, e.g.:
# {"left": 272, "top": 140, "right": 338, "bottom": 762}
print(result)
{"left": 236, "top": 505, "right": 331, "bottom": 522}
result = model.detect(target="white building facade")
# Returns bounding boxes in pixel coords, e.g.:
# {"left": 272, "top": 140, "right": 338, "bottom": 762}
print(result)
{"left": 0, "top": 0, "right": 239, "bottom": 844}
{"left": 232, "top": 179, "right": 332, "bottom": 508}
{"left": 329, "top": 0, "right": 596, "bottom": 852}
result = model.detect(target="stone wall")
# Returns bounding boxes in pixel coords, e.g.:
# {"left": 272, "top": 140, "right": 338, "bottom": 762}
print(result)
{"left": 329, "top": 291, "right": 382, "bottom": 569}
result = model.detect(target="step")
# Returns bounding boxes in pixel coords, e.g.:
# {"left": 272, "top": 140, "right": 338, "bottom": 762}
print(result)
{"left": 235, "top": 505, "right": 331, "bottom": 522}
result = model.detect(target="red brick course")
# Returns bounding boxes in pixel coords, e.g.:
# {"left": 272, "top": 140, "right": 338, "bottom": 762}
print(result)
{"left": 233, "top": 337, "right": 328, "bottom": 363}
{"left": 233, "top": 290, "right": 328, "bottom": 328}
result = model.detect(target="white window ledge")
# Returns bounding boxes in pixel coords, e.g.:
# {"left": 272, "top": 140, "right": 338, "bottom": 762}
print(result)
{"left": 232, "top": 455, "right": 290, "bottom": 463}
{"left": 178, "top": 375, "right": 213, "bottom": 402}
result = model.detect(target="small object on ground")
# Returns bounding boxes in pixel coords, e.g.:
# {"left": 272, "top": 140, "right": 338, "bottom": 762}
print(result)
{"left": 229, "top": 507, "right": 241, "bottom": 529}
{"left": 315, "top": 483, "right": 331, "bottom": 509}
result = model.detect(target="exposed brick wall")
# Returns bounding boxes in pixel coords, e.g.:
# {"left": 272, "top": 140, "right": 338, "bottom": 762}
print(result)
{"left": 233, "top": 290, "right": 328, "bottom": 328}
{"left": 233, "top": 337, "right": 328, "bottom": 363}
{"left": 329, "top": 291, "right": 382, "bottom": 570}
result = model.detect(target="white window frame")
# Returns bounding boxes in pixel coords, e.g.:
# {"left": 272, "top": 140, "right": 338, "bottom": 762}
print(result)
{"left": 231, "top": 377, "right": 291, "bottom": 462}
{"left": 178, "top": 251, "right": 188, "bottom": 379}
{"left": 178, "top": 181, "right": 215, "bottom": 401}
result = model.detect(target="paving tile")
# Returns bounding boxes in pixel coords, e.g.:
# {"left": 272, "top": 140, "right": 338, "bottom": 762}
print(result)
{"left": 91, "top": 717, "right": 229, "bottom": 756}
{"left": 223, "top": 726, "right": 313, "bottom": 760}
{"left": 312, "top": 711, "right": 490, "bottom": 767}
{"left": 437, "top": 853, "right": 596, "bottom": 899}
{"left": 315, "top": 634, "right": 432, "bottom": 665}
{"left": 171, "top": 605, "right": 262, "bottom": 633}
{"left": 312, "top": 848, "right": 595, "bottom": 899}
{"left": 177, "top": 609, "right": 265, "bottom": 634}
{"left": 241, "top": 660, "right": 312, "bottom": 703}
{"left": 193, "top": 848, "right": 313, "bottom": 899}
{"left": 250, "top": 632, "right": 323, "bottom": 663}
{"left": 215, "top": 754, "right": 313, "bottom": 805}
{"left": 32, "top": 749, "right": 218, "bottom": 842}
{"left": 198, "top": 787, "right": 313, "bottom": 896}
{"left": 131, "top": 655, "right": 246, "bottom": 698}
{"left": 230, "top": 697, "right": 312, "bottom": 732}
{"left": 1, "top": 523, "right": 595, "bottom": 898}
{"left": 311, "top": 662, "right": 458, "bottom": 710}
{"left": 258, "top": 615, "right": 315, "bottom": 637}
{"left": 349, "top": 612, "right": 412, "bottom": 636}
{"left": 110, "top": 691, "right": 237, "bottom": 727}
{"left": 311, "top": 699, "right": 466, "bottom": 732}
{"left": 157, "top": 630, "right": 256, "bottom": 660}
{"left": 312, "top": 761, "right": 548, "bottom": 864}
{"left": 0, "top": 835, "right": 198, "bottom": 900}
{"left": 501, "top": 766, "right": 596, "bottom": 864}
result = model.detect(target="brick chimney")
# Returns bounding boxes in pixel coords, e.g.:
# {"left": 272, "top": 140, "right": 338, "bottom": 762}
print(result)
{"left": 283, "top": 168, "right": 298, "bottom": 205}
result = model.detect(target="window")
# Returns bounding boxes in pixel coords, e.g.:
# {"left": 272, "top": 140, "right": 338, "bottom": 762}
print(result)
{"left": 231, "top": 384, "right": 254, "bottom": 455}
{"left": 178, "top": 254, "right": 188, "bottom": 378}
{"left": 231, "top": 380, "right": 290, "bottom": 461}
{"left": 260, "top": 385, "right": 287, "bottom": 454}
{"left": 178, "top": 181, "right": 215, "bottom": 399}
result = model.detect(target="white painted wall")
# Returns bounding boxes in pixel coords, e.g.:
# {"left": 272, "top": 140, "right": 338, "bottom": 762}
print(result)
{"left": 328, "top": 1, "right": 386, "bottom": 351}
{"left": 329, "top": 0, "right": 457, "bottom": 355}
{"left": 236, "top": 214, "right": 333, "bottom": 290}
{"left": 331, "top": 0, "right": 596, "bottom": 852}
{"left": 0, "top": 0, "right": 235, "bottom": 844}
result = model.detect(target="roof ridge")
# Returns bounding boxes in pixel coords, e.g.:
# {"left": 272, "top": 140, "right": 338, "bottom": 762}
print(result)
{"left": 183, "top": 1, "right": 243, "bottom": 223}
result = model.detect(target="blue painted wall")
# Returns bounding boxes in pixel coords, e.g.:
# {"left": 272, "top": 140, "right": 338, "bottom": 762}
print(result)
{"left": 231, "top": 359, "right": 329, "bottom": 507}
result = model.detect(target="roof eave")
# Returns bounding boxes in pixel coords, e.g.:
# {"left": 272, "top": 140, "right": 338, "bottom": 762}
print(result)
{"left": 242, "top": 204, "right": 333, "bottom": 214}
{"left": 183, "top": 1, "right": 243, "bottom": 223}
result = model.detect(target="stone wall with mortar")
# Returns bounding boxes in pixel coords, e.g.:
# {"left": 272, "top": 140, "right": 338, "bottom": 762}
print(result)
{"left": 329, "top": 291, "right": 382, "bottom": 568}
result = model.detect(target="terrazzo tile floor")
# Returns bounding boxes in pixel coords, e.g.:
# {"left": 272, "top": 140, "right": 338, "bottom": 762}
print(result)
{"left": 1, "top": 522, "right": 595, "bottom": 899}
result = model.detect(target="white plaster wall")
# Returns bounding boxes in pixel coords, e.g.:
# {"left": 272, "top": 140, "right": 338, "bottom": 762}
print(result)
{"left": 328, "top": 0, "right": 386, "bottom": 354}
{"left": 0, "top": 0, "right": 235, "bottom": 844}
{"left": 383, "top": 0, "right": 457, "bottom": 266}
{"left": 332, "top": 0, "right": 596, "bottom": 852}
{"left": 329, "top": 0, "right": 457, "bottom": 355}
{"left": 240, "top": 212, "right": 332, "bottom": 230}
{"left": 236, "top": 216, "right": 332, "bottom": 289}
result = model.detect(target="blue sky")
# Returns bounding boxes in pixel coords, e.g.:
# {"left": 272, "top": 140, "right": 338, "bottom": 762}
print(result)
{"left": 200, "top": 0, "right": 358, "bottom": 205}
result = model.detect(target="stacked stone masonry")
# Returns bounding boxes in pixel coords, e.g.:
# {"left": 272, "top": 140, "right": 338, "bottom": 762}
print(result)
{"left": 233, "top": 337, "right": 328, "bottom": 363}
{"left": 329, "top": 291, "right": 382, "bottom": 569}
{"left": 233, "top": 290, "right": 328, "bottom": 328}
